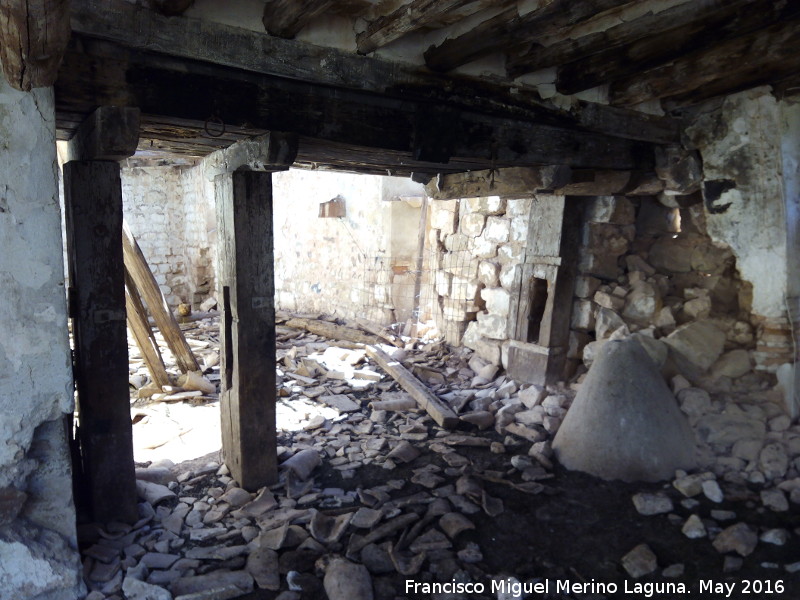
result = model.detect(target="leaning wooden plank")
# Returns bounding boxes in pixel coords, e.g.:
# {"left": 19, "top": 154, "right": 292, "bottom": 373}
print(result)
{"left": 285, "top": 317, "right": 383, "bottom": 346}
{"left": 124, "top": 274, "right": 171, "bottom": 388}
{"left": 365, "top": 345, "right": 459, "bottom": 429}
{"left": 121, "top": 222, "right": 200, "bottom": 374}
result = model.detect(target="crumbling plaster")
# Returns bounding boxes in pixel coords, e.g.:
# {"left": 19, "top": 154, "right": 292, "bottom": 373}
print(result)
{"left": 0, "top": 75, "right": 84, "bottom": 599}
{"left": 686, "top": 88, "right": 789, "bottom": 319}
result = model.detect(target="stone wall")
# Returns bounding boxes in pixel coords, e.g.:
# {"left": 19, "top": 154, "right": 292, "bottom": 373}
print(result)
{"left": 270, "top": 168, "right": 425, "bottom": 323}
{"left": 120, "top": 157, "right": 429, "bottom": 322}
{"left": 121, "top": 164, "right": 215, "bottom": 309}
{"left": 0, "top": 77, "right": 84, "bottom": 599}
{"left": 428, "top": 195, "right": 534, "bottom": 362}
{"left": 429, "top": 191, "right": 767, "bottom": 391}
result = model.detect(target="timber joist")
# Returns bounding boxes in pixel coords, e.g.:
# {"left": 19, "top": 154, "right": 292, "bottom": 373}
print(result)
{"left": 55, "top": 0, "right": 684, "bottom": 174}
{"left": 55, "top": 33, "right": 661, "bottom": 175}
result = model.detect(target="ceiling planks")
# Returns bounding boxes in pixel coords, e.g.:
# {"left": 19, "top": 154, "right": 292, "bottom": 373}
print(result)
{"left": 555, "top": 0, "right": 800, "bottom": 95}
{"left": 507, "top": 0, "right": 751, "bottom": 79}
{"left": 423, "top": 0, "right": 633, "bottom": 72}
{"left": 262, "top": 0, "right": 336, "bottom": 39}
{"left": 609, "top": 16, "right": 800, "bottom": 108}
{"left": 356, "top": 0, "right": 504, "bottom": 55}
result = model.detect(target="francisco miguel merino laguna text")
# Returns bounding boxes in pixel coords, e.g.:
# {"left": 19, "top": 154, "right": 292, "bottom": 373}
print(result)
{"left": 404, "top": 577, "right": 779, "bottom": 597}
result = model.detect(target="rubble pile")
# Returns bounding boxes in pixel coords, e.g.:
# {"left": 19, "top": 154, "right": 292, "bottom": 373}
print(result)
{"left": 81, "top": 300, "right": 800, "bottom": 599}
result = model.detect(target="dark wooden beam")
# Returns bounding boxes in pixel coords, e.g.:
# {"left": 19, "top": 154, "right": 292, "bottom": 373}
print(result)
{"left": 63, "top": 104, "right": 139, "bottom": 523}
{"left": 423, "top": 0, "right": 631, "bottom": 73}
{"left": 68, "top": 0, "right": 680, "bottom": 146}
{"left": 205, "top": 131, "right": 298, "bottom": 175}
{"left": 55, "top": 39, "right": 656, "bottom": 173}
{"left": 552, "top": 0, "right": 799, "bottom": 95}
{"left": 610, "top": 16, "right": 800, "bottom": 108}
{"left": 0, "top": 0, "right": 70, "bottom": 90}
{"left": 64, "top": 161, "right": 138, "bottom": 524}
{"left": 262, "top": 0, "right": 335, "bottom": 39}
{"left": 67, "top": 106, "right": 141, "bottom": 161}
{"left": 217, "top": 170, "right": 278, "bottom": 491}
{"left": 356, "top": 0, "right": 503, "bottom": 55}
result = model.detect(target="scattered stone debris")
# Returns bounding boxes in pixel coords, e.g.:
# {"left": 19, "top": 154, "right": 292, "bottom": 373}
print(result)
{"left": 98, "top": 311, "right": 800, "bottom": 599}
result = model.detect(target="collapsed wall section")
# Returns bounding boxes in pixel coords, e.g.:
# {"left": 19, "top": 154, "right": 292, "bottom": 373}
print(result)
{"left": 685, "top": 88, "right": 795, "bottom": 382}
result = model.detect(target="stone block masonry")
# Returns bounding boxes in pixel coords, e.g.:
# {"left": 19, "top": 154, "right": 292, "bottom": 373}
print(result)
{"left": 428, "top": 195, "right": 533, "bottom": 360}
{"left": 121, "top": 164, "right": 215, "bottom": 310}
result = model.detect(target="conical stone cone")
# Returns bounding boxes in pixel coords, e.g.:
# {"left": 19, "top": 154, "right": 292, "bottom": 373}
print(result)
{"left": 553, "top": 338, "right": 696, "bottom": 482}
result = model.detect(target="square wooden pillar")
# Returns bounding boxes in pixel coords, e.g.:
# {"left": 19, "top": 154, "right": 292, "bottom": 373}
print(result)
{"left": 217, "top": 170, "right": 278, "bottom": 491}
{"left": 63, "top": 161, "right": 138, "bottom": 523}
{"left": 63, "top": 106, "right": 140, "bottom": 523}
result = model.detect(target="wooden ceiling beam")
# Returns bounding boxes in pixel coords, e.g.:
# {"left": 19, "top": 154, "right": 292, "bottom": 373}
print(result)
{"left": 0, "top": 0, "right": 70, "bottom": 90}
{"left": 68, "top": 0, "right": 680, "bottom": 146}
{"left": 609, "top": 17, "right": 800, "bottom": 108}
{"left": 423, "top": 0, "right": 632, "bottom": 73}
{"left": 55, "top": 38, "right": 654, "bottom": 174}
{"left": 262, "top": 0, "right": 335, "bottom": 39}
{"left": 553, "top": 0, "right": 799, "bottom": 95}
{"left": 356, "top": 0, "right": 504, "bottom": 55}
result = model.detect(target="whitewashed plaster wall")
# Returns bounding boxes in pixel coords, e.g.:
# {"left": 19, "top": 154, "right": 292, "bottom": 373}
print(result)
{"left": 0, "top": 75, "right": 84, "bottom": 599}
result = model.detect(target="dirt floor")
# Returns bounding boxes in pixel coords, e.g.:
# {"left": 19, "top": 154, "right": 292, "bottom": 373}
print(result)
{"left": 280, "top": 440, "right": 800, "bottom": 599}
{"left": 123, "top": 316, "right": 800, "bottom": 600}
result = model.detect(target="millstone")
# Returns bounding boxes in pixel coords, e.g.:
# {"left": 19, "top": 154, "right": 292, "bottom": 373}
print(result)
{"left": 552, "top": 338, "right": 696, "bottom": 482}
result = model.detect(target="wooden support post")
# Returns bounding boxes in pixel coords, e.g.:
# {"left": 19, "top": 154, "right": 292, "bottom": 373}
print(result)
{"left": 408, "top": 197, "right": 429, "bottom": 338}
{"left": 64, "top": 161, "right": 138, "bottom": 523}
{"left": 217, "top": 170, "right": 278, "bottom": 491}
{"left": 63, "top": 105, "right": 140, "bottom": 523}
{"left": 506, "top": 197, "right": 582, "bottom": 386}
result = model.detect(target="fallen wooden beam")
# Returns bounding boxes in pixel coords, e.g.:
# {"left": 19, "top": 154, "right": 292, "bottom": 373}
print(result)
{"left": 352, "top": 318, "right": 404, "bottom": 348}
{"left": 124, "top": 272, "right": 171, "bottom": 388}
{"left": 285, "top": 318, "right": 383, "bottom": 346}
{"left": 122, "top": 222, "right": 200, "bottom": 374}
{"left": 366, "top": 345, "right": 459, "bottom": 429}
